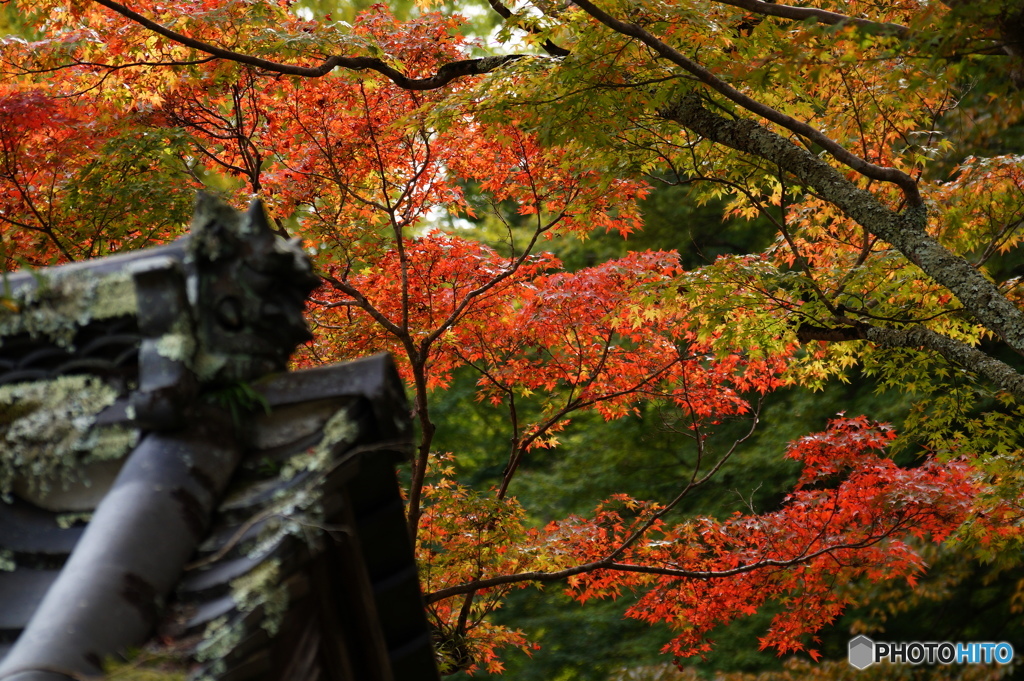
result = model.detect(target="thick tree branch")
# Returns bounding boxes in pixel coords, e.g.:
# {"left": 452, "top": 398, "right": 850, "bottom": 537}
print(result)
{"left": 571, "top": 0, "right": 922, "bottom": 205}
{"left": 798, "top": 322, "right": 1024, "bottom": 399}
{"left": 91, "top": 0, "right": 534, "bottom": 89}
{"left": 710, "top": 0, "right": 911, "bottom": 38}
{"left": 661, "top": 94, "right": 1024, "bottom": 358}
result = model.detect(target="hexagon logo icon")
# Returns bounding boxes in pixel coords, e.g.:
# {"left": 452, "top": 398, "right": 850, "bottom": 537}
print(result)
{"left": 848, "top": 635, "right": 875, "bottom": 669}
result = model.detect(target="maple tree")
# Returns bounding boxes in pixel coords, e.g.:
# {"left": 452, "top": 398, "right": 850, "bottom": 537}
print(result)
{"left": 2, "top": 0, "right": 1024, "bottom": 675}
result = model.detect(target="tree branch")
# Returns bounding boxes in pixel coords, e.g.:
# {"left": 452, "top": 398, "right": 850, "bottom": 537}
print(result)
{"left": 661, "top": 93, "right": 1024, "bottom": 358}
{"left": 797, "top": 322, "right": 1024, "bottom": 398}
{"left": 485, "top": 0, "right": 571, "bottom": 57}
{"left": 91, "top": 0, "right": 538, "bottom": 89}
{"left": 571, "top": 0, "right": 922, "bottom": 205}
{"left": 710, "top": 0, "right": 911, "bottom": 38}
{"left": 425, "top": 532, "right": 895, "bottom": 603}
{"left": 603, "top": 398, "right": 762, "bottom": 563}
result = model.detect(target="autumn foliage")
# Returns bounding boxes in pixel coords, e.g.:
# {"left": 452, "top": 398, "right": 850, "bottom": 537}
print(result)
{"left": 2, "top": 0, "right": 1024, "bottom": 674}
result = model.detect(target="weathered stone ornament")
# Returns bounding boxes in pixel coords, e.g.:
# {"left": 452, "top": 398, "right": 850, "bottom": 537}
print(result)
{"left": 1, "top": 193, "right": 319, "bottom": 432}
{"left": 187, "top": 194, "right": 319, "bottom": 385}
{"left": 0, "top": 195, "right": 438, "bottom": 681}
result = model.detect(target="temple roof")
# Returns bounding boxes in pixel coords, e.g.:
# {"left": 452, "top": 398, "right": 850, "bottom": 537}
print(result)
{"left": 0, "top": 194, "right": 440, "bottom": 680}
{"left": 0, "top": 354, "right": 439, "bottom": 681}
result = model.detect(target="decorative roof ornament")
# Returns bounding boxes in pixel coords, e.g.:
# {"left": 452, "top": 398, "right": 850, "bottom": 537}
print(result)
{"left": 187, "top": 194, "right": 319, "bottom": 386}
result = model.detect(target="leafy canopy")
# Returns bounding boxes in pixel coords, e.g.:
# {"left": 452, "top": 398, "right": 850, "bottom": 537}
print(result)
{"left": 2, "top": 0, "right": 1024, "bottom": 673}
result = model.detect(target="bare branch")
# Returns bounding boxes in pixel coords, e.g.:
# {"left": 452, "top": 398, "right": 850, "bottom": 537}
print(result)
{"left": 604, "top": 398, "right": 763, "bottom": 563}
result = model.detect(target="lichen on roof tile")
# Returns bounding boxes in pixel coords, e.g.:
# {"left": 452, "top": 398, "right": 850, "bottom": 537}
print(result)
{"left": 0, "top": 268, "right": 136, "bottom": 349}
{"left": 0, "top": 375, "right": 138, "bottom": 497}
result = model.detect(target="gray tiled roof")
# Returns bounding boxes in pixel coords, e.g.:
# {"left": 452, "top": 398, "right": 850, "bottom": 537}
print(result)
{"left": 0, "top": 194, "right": 439, "bottom": 681}
{"left": 0, "top": 355, "right": 439, "bottom": 681}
